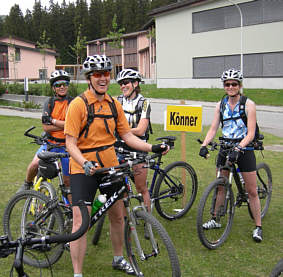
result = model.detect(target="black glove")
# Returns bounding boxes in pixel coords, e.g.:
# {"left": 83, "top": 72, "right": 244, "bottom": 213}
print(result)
{"left": 199, "top": 146, "right": 209, "bottom": 158}
{"left": 42, "top": 115, "right": 53, "bottom": 125}
{"left": 152, "top": 144, "right": 169, "bottom": 153}
{"left": 228, "top": 148, "right": 241, "bottom": 163}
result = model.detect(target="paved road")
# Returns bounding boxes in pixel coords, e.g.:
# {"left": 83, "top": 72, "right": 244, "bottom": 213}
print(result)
{"left": 1, "top": 98, "right": 283, "bottom": 138}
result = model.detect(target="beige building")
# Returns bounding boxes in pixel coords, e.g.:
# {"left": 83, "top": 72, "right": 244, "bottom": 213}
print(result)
{"left": 149, "top": 0, "right": 283, "bottom": 89}
{"left": 86, "top": 22, "right": 156, "bottom": 81}
{"left": 0, "top": 36, "right": 57, "bottom": 81}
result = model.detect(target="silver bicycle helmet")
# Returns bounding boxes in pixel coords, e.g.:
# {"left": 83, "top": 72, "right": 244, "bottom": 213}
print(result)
{"left": 82, "top": 54, "right": 112, "bottom": 76}
{"left": 221, "top": 69, "right": 243, "bottom": 82}
{"left": 49, "top": 70, "right": 70, "bottom": 86}
{"left": 116, "top": 69, "right": 142, "bottom": 83}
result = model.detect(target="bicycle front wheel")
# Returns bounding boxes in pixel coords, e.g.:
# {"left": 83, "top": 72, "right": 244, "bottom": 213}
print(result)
{"left": 270, "top": 259, "right": 283, "bottom": 277}
{"left": 3, "top": 190, "right": 65, "bottom": 268}
{"left": 196, "top": 178, "right": 235, "bottom": 250}
{"left": 256, "top": 162, "right": 272, "bottom": 218}
{"left": 125, "top": 210, "right": 181, "bottom": 277}
{"left": 153, "top": 161, "right": 198, "bottom": 220}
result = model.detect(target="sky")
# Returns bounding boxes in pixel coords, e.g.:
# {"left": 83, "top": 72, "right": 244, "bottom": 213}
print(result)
{"left": 1, "top": 0, "right": 90, "bottom": 16}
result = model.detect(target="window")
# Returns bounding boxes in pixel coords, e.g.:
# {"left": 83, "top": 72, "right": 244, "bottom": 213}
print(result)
{"left": 192, "top": 0, "right": 283, "bottom": 33}
{"left": 15, "top": 47, "right": 21, "bottom": 61}
{"left": 193, "top": 52, "right": 283, "bottom": 78}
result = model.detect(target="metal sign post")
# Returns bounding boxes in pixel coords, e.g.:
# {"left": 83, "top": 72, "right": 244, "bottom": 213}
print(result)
{"left": 24, "top": 77, "right": 29, "bottom": 102}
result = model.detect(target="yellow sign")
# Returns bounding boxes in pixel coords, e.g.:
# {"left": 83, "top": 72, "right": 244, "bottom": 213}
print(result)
{"left": 165, "top": 105, "right": 202, "bottom": 132}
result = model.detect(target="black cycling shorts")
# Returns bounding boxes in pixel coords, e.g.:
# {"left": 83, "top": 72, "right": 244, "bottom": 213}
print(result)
{"left": 216, "top": 149, "right": 256, "bottom": 172}
{"left": 70, "top": 173, "right": 124, "bottom": 206}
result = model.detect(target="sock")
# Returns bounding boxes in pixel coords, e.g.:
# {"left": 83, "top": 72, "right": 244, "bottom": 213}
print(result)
{"left": 74, "top": 274, "right": 83, "bottom": 277}
{"left": 113, "top": 256, "right": 123, "bottom": 263}
{"left": 256, "top": 226, "right": 262, "bottom": 229}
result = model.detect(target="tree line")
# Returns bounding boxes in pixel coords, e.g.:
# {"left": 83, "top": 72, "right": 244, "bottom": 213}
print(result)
{"left": 0, "top": 0, "right": 178, "bottom": 64}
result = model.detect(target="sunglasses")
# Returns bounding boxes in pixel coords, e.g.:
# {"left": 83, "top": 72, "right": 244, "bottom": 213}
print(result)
{"left": 119, "top": 80, "right": 131, "bottom": 86}
{"left": 92, "top": 71, "right": 110, "bottom": 78}
{"left": 53, "top": 81, "right": 69, "bottom": 88}
{"left": 224, "top": 82, "right": 239, "bottom": 87}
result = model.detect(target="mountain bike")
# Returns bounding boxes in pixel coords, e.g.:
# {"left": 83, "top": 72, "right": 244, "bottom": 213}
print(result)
{"left": 1, "top": 191, "right": 88, "bottom": 277}
{"left": 92, "top": 154, "right": 181, "bottom": 277}
{"left": 270, "top": 259, "right": 283, "bottom": 277}
{"left": 92, "top": 135, "right": 198, "bottom": 245}
{"left": 3, "top": 126, "right": 73, "bottom": 268}
{"left": 4, "top": 152, "right": 181, "bottom": 276}
{"left": 196, "top": 136, "right": 272, "bottom": 249}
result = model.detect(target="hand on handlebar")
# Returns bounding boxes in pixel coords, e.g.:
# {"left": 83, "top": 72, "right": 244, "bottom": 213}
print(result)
{"left": 228, "top": 148, "right": 241, "bottom": 163}
{"left": 83, "top": 161, "right": 99, "bottom": 176}
{"left": 199, "top": 146, "right": 209, "bottom": 159}
{"left": 42, "top": 115, "right": 53, "bottom": 125}
{"left": 152, "top": 143, "right": 170, "bottom": 155}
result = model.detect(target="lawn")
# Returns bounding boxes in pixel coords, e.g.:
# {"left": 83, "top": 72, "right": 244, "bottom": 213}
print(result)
{"left": 0, "top": 116, "right": 283, "bottom": 276}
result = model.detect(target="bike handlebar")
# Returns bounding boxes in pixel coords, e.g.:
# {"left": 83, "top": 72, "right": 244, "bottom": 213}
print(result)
{"left": 44, "top": 200, "right": 89, "bottom": 244}
{"left": 95, "top": 152, "right": 160, "bottom": 176}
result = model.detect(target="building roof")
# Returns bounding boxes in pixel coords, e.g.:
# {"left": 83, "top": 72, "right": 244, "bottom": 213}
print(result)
{"left": 148, "top": 0, "right": 211, "bottom": 17}
{"left": 87, "top": 30, "right": 148, "bottom": 45}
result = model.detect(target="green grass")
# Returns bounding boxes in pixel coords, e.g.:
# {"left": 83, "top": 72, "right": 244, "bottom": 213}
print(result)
{"left": 0, "top": 116, "right": 283, "bottom": 276}
{"left": 3, "top": 83, "right": 283, "bottom": 107}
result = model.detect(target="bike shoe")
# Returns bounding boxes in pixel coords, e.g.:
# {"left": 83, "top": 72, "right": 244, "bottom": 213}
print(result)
{"left": 112, "top": 257, "right": 135, "bottom": 275}
{"left": 202, "top": 219, "right": 221, "bottom": 230}
{"left": 252, "top": 227, "right": 262, "bottom": 242}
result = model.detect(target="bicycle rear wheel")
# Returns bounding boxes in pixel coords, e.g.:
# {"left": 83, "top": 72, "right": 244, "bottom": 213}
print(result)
{"left": 91, "top": 213, "right": 106, "bottom": 245}
{"left": 270, "top": 259, "right": 283, "bottom": 277}
{"left": 196, "top": 178, "right": 234, "bottom": 249}
{"left": 153, "top": 161, "right": 198, "bottom": 220}
{"left": 38, "top": 180, "right": 57, "bottom": 199}
{"left": 3, "top": 190, "right": 65, "bottom": 268}
{"left": 255, "top": 162, "right": 272, "bottom": 219}
{"left": 124, "top": 210, "right": 181, "bottom": 277}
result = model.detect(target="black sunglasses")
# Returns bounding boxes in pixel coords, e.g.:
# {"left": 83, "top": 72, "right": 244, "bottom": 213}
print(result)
{"left": 119, "top": 79, "right": 131, "bottom": 86}
{"left": 224, "top": 82, "right": 239, "bottom": 87}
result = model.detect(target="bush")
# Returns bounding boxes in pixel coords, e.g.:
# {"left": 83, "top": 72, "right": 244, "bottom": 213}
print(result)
{"left": 7, "top": 83, "right": 24, "bottom": 94}
{"left": 68, "top": 83, "right": 79, "bottom": 97}
{"left": 0, "top": 81, "right": 7, "bottom": 95}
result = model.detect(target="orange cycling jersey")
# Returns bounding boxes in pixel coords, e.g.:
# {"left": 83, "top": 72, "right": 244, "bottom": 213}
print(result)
{"left": 42, "top": 96, "right": 72, "bottom": 144}
{"left": 64, "top": 90, "right": 131, "bottom": 174}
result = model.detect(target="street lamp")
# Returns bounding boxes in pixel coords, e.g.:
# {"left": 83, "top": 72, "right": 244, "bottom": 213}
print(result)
{"left": 228, "top": 0, "right": 243, "bottom": 76}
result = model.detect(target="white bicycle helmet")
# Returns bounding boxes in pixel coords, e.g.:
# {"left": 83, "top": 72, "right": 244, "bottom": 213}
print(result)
{"left": 83, "top": 54, "right": 112, "bottom": 76}
{"left": 50, "top": 70, "right": 70, "bottom": 86}
{"left": 116, "top": 69, "right": 142, "bottom": 83}
{"left": 221, "top": 69, "right": 243, "bottom": 82}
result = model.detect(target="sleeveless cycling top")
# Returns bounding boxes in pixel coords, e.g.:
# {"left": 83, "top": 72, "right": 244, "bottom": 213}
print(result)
{"left": 118, "top": 94, "right": 151, "bottom": 141}
{"left": 222, "top": 100, "right": 248, "bottom": 139}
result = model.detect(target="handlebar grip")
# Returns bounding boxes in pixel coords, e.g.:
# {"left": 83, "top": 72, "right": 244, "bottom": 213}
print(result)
{"left": 46, "top": 201, "right": 89, "bottom": 244}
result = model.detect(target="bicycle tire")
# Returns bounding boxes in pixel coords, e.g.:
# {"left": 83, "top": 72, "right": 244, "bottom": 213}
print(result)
{"left": 153, "top": 161, "right": 198, "bottom": 220}
{"left": 124, "top": 210, "right": 181, "bottom": 277}
{"left": 38, "top": 180, "right": 57, "bottom": 199}
{"left": 3, "top": 190, "right": 65, "bottom": 268}
{"left": 91, "top": 213, "right": 106, "bottom": 245}
{"left": 270, "top": 259, "right": 283, "bottom": 277}
{"left": 247, "top": 162, "right": 272, "bottom": 219}
{"left": 196, "top": 177, "right": 235, "bottom": 250}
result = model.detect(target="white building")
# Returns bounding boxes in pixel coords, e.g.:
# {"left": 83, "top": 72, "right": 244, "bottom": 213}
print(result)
{"left": 149, "top": 0, "right": 283, "bottom": 89}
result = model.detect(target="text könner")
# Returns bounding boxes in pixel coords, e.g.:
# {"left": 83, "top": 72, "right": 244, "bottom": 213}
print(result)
{"left": 170, "top": 112, "right": 198, "bottom": 126}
